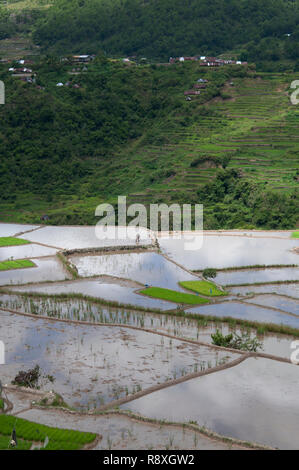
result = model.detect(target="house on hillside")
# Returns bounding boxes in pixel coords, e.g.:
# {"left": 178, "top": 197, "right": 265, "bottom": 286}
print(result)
{"left": 12, "top": 68, "right": 33, "bottom": 74}
{"left": 72, "top": 55, "right": 93, "bottom": 63}
{"left": 184, "top": 90, "right": 201, "bottom": 96}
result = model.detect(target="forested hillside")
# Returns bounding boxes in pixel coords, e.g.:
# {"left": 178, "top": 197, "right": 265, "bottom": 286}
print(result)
{"left": 0, "top": 1, "right": 298, "bottom": 229}
{"left": 0, "top": 57, "right": 298, "bottom": 228}
{"left": 31, "top": 0, "right": 299, "bottom": 67}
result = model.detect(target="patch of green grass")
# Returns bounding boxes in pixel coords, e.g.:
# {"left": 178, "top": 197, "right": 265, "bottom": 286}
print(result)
{"left": 0, "top": 434, "right": 32, "bottom": 450}
{"left": 0, "top": 237, "right": 30, "bottom": 247}
{"left": 140, "top": 287, "right": 210, "bottom": 304}
{"left": 291, "top": 231, "right": 299, "bottom": 238}
{"left": 0, "top": 415, "right": 97, "bottom": 450}
{"left": 179, "top": 280, "right": 227, "bottom": 296}
{"left": 0, "top": 259, "right": 35, "bottom": 271}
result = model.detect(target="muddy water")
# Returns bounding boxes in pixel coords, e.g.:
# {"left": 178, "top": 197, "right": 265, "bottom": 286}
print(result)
{"left": 0, "top": 293, "right": 296, "bottom": 359}
{"left": 0, "top": 309, "right": 235, "bottom": 409}
{"left": 16, "top": 407, "right": 239, "bottom": 450}
{"left": 121, "top": 357, "right": 299, "bottom": 449}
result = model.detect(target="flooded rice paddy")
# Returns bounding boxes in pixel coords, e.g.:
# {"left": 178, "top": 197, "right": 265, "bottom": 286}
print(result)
{"left": 16, "top": 405, "right": 240, "bottom": 450}
{"left": 0, "top": 244, "right": 58, "bottom": 261}
{"left": 0, "top": 223, "right": 39, "bottom": 237}
{"left": 244, "top": 294, "right": 299, "bottom": 316}
{"left": 159, "top": 234, "right": 299, "bottom": 270}
{"left": 0, "top": 257, "right": 71, "bottom": 286}
{"left": 19, "top": 226, "right": 153, "bottom": 250}
{"left": 0, "top": 294, "right": 295, "bottom": 359}
{"left": 69, "top": 252, "right": 197, "bottom": 289}
{"left": 1, "top": 223, "right": 299, "bottom": 448}
{"left": 230, "top": 283, "right": 299, "bottom": 299}
{"left": 187, "top": 301, "right": 299, "bottom": 328}
{"left": 0, "top": 309, "right": 235, "bottom": 410}
{"left": 120, "top": 358, "right": 299, "bottom": 449}
{"left": 215, "top": 267, "right": 299, "bottom": 285}
{"left": 8, "top": 278, "right": 175, "bottom": 310}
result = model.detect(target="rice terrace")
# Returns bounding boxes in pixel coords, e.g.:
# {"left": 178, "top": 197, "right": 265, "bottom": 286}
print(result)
{"left": 0, "top": 0, "right": 299, "bottom": 458}
{"left": 0, "top": 223, "right": 298, "bottom": 451}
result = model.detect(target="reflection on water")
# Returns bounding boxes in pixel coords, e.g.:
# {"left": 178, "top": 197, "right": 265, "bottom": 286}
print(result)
{"left": 0, "top": 309, "right": 234, "bottom": 410}
{"left": 70, "top": 252, "right": 197, "bottom": 290}
{"left": 20, "top": 226, "right": 153, "bottom": 250}
{"left": 216, "top": 267, "right": 299, "bottom": 285}
{"left": 0, "top": 292, "right": 296, "bottom": 360}
{"left": 121, "top": 358, "right": 299, "bottom": 449}
{"left": 188, "top": 301, "right": 299, "bottom": 328}
{"left": 0, "top": 223, "right": 38, "bottom": 237}
{"left": 9, "top": 279, "right": 175, "bottom": 310}
{"left": 0, "top": 244, "right": 57, "bottom": 261}
{"left": 244, "top": 295, "right": 299, "bottom": 316}
{"left": 230, "top": 283, "right": 299, "bottom": 299}
{"left": 159, "top": 235, "right": 299, "bottom": 270}
{"left": 0, "top": 257, "right": 71, "bottom": 286}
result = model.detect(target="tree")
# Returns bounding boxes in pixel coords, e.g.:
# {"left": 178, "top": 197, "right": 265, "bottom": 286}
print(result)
{"left": 202, "top": 268, "right": 217, "bottom": 280}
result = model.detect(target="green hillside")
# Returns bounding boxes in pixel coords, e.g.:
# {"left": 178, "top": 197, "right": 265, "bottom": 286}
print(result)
{"left": 31, "top": 0, "right": 299, "bottom": 68}
{"left": 1, "top": 1, "right": 299, "bottom": 68}
{"left": 0, "top": 57, "right": 298, "bottom": 228}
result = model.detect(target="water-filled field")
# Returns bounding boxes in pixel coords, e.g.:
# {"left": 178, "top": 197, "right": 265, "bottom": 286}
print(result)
{"left": 215, "top": 267, "right": 299, "bottom": 285}
{"left": 0, "top": 223, "right": 39, "bottom": 237}
{"left": 244, "top": 294, "right": 299, "bottom": 316}
{"left": 0, "top": 244, "right": 58, "bottom": 261}
{"left": 0, "top": 257, "right": 71, "bottom": 286}
{"left": 187, "top": 301, "right": 299, "bottom": 328}
{"left": 1, "top": 223, "right": 299, "bottom": 449}
{"left": 19, "top": 226, "right": 153, "bottom": 250}
{"left": 0, "top": 309, "right": 235, "bottom": 409}
{"left": 121, "top": 358, "right": 299, "bottom": 449}
{"left": 9, "top": 278, "right": 175, "bottom": 310}
{"left": 230, "top": 283, "right": 299, "bottom": 299}
{"left": 69, "top": 252, "right": 197, "bottom": 290}
{"left": 159, "top": 234, "right": 299, "bottom": 270}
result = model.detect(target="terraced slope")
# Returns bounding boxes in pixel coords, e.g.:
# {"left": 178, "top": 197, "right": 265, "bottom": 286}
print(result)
{"left": 126, "top": 74, "right": 298, "bottom": 206}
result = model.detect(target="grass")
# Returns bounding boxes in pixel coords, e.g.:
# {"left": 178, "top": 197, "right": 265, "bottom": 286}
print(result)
{"left": 179, "top": 280, "right": 227, "bottom": 296}
{"left": 5, "top": 0, "right": 53, "bottom": 11}
{"left": 193, "top": 264, "right": 298, "bottom": 272}
{"left": 140, "top": 287, "right": 210, "bottom": 304}
{"left": 291, "top": 231, "right": 299, "bottom": 238}
{"left": 57, "top": 252, "right": 79, "bottom": 279}
{"left": 0, "top": 237, "right": 30, "bottom": 247}
{"left": 0, "top": 259, "right": 35, "bottom": 271}
{"left": 0, "top": 414, "right": 97, "bottom": 450}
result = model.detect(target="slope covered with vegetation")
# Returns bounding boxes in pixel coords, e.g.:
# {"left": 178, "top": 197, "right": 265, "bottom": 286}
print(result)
{"left": 0, "top": 1, "right": 298, "bottom": 229}
{"left": 30, "top": 0, "right": 299, "bottom": 67}
{"left": 0, "top": 57, "right": 298, "bottom": 229}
